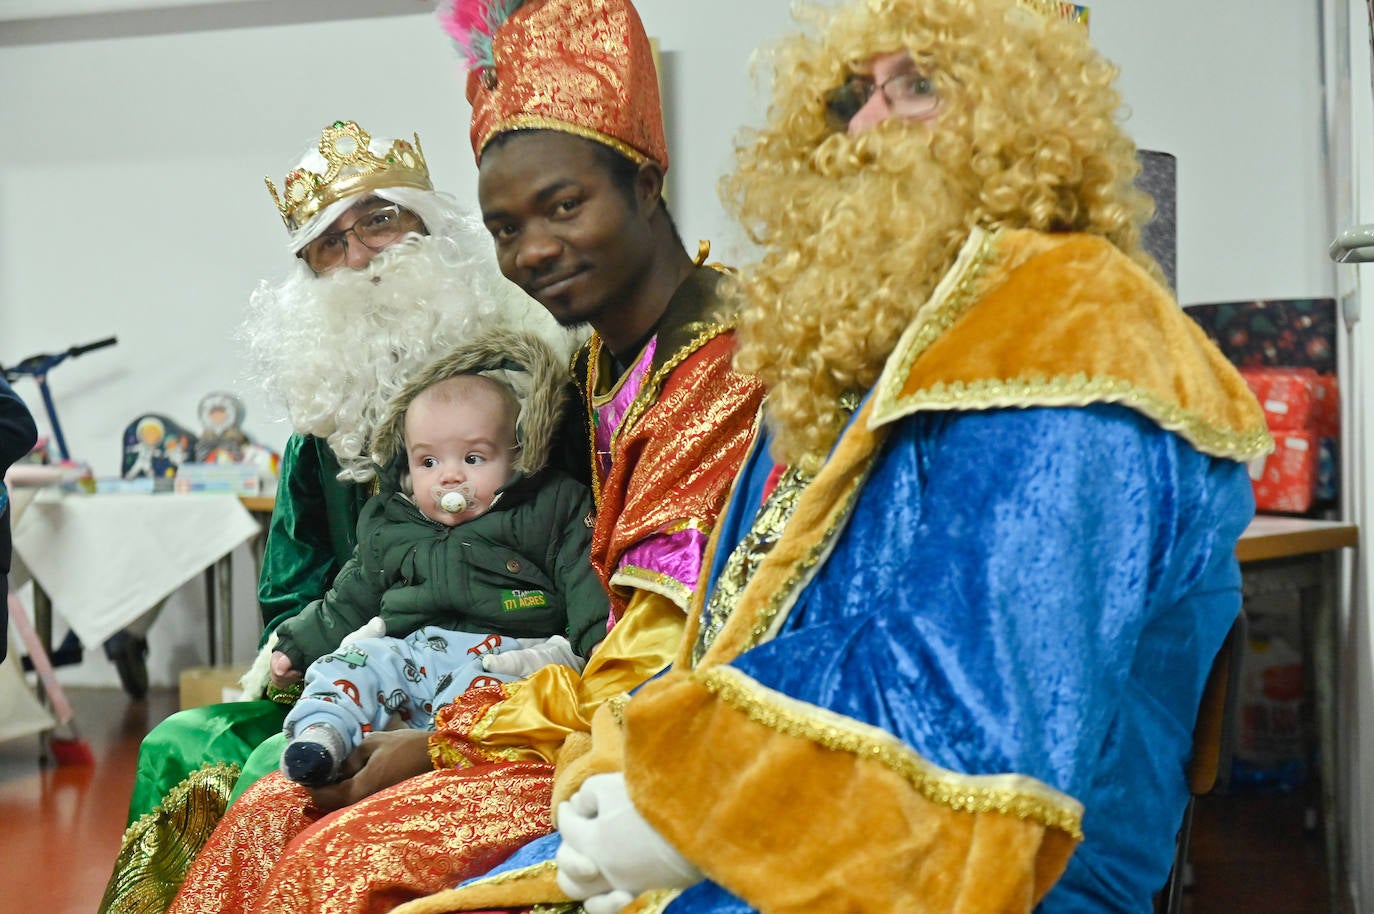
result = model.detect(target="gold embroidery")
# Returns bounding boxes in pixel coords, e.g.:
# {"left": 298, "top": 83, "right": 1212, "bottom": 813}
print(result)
{"left": 468, "top": 0, "right": 667, "bottom": 167}
{"left": 617, "top": 321, "right": 735, "bottom": 442}
{"left": 873, "top": 226, "right": 999, "bottom": 413}
{"left": 611, "top": 564, "right": 693, "bottom": 608}
{"left": 660, "top": 517, "right": 711, "bottom": 536}
{"left": 607, "top": 515, "right": 717, "bottom": 607}
{"left": 99, "top": 763, "right": 242, "bottom": 913}
{"left": 259, "top": 766, "right": 556, "bottom": 910}
{"left": 582, "top": 338, "right": 605, "bottom": 511}
{"left": 461, "top": 858, "right": 558, "bottom": 888}
{"left": 607, "top": 692, "right": 630, "bottom": 726}
{"left": 430, "top": 682, "right": 519, "bottom": 767}
{"left": 693, "top": 466, "right": 810, "bottom": 664}
{"left": 489, "top": 115, "right": 649, "bottom": 164}
{"left": 890, "top": 372, "right": 1274, "bottom": 460}
{"left": 698, "top": 666, "right": 1085, "bottom": 838}
{"left": 742, "top": 466, "right": 874, "bottom": 656}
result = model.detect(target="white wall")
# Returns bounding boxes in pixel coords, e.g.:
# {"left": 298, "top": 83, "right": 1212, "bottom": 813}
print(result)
{"left": 0, "top": 0, "right": 1332, "bottom": 477}
{"left": 1, "top": 4, "right": 483, "bottom": 689}
{"left": 0, "top": 0, "right": 1345, "bottom": 855}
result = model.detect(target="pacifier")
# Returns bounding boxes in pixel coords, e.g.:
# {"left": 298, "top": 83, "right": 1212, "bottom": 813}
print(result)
{"left": 433, "top": 482, "right": 477, "bottom": 515}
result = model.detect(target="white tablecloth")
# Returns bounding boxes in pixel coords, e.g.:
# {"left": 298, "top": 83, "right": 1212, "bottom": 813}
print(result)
{"left": 0, "top": 624, "right": 55, "bottom": 743}
{"left": 9, "top": 490, "right": 261, "bottom": 647}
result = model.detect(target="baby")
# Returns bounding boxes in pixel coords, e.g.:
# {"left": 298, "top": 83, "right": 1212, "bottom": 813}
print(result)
{"left": 277, "top": 330, "right": 607, "bottom": 785}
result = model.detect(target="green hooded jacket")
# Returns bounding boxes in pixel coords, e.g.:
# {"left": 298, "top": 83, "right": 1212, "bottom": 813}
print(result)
{"left": 273, "top": 328, "right": 608, "bottom": 669}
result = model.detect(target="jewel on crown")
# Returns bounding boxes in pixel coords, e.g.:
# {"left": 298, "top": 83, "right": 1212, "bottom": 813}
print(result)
{"left": 264, "top": 120, "right": 432, "bottom": 230}
{"left": 1016, "top": 0, "right": 1089, "bottom": 25}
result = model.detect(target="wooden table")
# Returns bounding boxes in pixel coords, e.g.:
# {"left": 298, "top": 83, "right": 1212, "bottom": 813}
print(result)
{"left": 1236, "top": 515, "right": 1359, "bottom": 564}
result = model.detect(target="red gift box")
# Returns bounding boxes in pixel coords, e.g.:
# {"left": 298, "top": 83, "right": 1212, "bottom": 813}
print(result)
{"left": 1239, "top": 367, "right": 1319, "bottom": 432}
{"left": 1249, "top": 430, "right": 1318, "bottom": 514}
{"left": 1312, "top": 373, "right": 1339, "bottom": 438}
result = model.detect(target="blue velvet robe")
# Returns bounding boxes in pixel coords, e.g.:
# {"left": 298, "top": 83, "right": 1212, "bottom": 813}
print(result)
{"left": 472, "top": 398, "right": 1254, "bottom": 912}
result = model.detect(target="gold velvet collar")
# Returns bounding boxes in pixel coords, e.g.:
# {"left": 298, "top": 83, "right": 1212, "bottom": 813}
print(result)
{"left": 870, "top": 227, "right": 1272, "bottom": 461}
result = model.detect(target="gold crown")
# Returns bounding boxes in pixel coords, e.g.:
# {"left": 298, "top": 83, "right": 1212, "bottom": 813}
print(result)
{"left": 1018, "top": 0, "right": 1089, "bottom": 25}
{"left": 265, "top": 120, "right": 432, "bottom": 231}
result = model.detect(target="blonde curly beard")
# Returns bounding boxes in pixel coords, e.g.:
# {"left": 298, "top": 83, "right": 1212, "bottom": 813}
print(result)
{"left": 730, "top": 128, "right": 976, "bottom": 473}
{"left": 725, "top": 0, "right": 1156, "bottom": 473}
{"left": 240, "top": 232, "right": 556, "bottom": 482}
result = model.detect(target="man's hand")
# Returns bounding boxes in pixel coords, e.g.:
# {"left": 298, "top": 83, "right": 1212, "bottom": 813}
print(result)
{"left": 481, "top": 634, "right": 586, "bottom": 677}
{"left": 269, "top": 651, "right": 302, "bottom": 690}
{"left": 308, "top": 729, "right": 432, "bottom": 812}
{"left": 555, "top": 772, "right": 702, "bottom": 907}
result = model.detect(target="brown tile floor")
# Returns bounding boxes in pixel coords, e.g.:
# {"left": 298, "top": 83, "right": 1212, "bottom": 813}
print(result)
{"left": 1183, "top": 789, "right": 1342, "bottom": 913}
{"left": 0, "top": 686, "right": 1349, "bottom": 913}
{"left": 0, "top": 686, "right": 176, "bottom": 914}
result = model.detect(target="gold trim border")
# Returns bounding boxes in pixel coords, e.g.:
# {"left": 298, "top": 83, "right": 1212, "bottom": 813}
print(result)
{"left": 698, "top": 665, "right": 1085, "bottom": 838}
{"left": 480, "top": 115, "right": 651, "bottom": 164}
{"left": 458, "top": 858, "right": 558, "bottom": 890}
{"left": 618, "top": 321, "right": 735, "bottom": 441}
{"left": 583, "top": 317, "right": 734, "bottom": 509}
{"left": 869, "top": 227, "right": 1273, "bottom": 461}
{"left": 611, "top": 565, "right": 694, "bottom": 609}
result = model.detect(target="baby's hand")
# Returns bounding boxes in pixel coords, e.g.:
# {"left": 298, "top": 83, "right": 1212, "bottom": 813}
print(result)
{"left": 269, "top": 651, "right": 302, "bottom": 690}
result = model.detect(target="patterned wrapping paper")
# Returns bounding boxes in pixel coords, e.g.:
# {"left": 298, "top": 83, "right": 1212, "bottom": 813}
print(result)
{"left": 1239, "top": 367, "right": 1320, "bottom": 432}
{"left": 1184, "top": 298, "right": 1337, "bottom": 373}
{"left": 1186, "top": 298, "right": 1340, "bottom": 508}
{"left": 1249, "top": 430, "right": 1318, "bottom": 515}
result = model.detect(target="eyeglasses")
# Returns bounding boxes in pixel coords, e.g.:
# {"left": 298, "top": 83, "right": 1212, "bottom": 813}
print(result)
{"left": 824, "top": 71, "right": 939, "bottom": 132}
{"left": 299, "top": 203, "right": 425, "bottom": 274}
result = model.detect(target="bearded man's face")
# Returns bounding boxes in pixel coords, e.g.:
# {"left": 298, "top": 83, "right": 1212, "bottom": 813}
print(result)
{"left": 240, "top": 233, "right": 481, "bottom": 481}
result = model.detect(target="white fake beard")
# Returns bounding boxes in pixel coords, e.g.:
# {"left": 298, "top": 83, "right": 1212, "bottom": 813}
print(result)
{"left": 240, "top": 234, "right": 512, "bottom": 482}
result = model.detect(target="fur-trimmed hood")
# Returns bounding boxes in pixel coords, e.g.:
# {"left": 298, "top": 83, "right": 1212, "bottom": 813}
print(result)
{"left": 369, "top": 327, "right": 568, "bottom": 485}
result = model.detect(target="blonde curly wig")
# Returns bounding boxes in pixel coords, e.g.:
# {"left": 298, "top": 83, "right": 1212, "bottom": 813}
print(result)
{"left": 724, "top": 0, "right": 1161, "bottom": 472}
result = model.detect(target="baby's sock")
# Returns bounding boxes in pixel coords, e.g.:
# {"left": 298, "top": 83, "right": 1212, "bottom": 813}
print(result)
{"left": 281, "top": 723, "right": 347, "bottom": 786}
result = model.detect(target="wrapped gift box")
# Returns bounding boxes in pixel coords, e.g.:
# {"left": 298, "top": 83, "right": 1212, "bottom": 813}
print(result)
{"left": 1185, "top": 299, "right": 1339, "bottom": 511}
{"left": 1312, "top": 373, "right": 1340, "bottom": 436}
{"left": 1249, "top": 431, "right": 1318, "bottom": 514}
{"left": 1312, "top": 374, "right": 1340, "bottom": 503}
{"left": 1238, "top": 367, "right": 1319, "bottom": 432}
{"left": 1184, "top": 298, "right": 1336, "bottom": 373}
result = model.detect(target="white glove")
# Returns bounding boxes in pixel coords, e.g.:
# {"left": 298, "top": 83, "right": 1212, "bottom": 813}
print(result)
{"left": 583, "top": 890, "right": 636, "bottom": 914}
{"left": 555, "top": 772, "right": 703, "bottom": 904}
{"left": 481, "top": 634, "right": 587, "bottom": 677}
{"left": 340, "top": 616, "right": 387, "bottom": 646}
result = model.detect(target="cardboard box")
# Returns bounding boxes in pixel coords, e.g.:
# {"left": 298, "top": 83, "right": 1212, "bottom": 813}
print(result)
{"left": 173, "top": 462, "right": 262, "bottom": 496}
{"left": 179, "top": 665, "right": 248, "bottom": 709}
